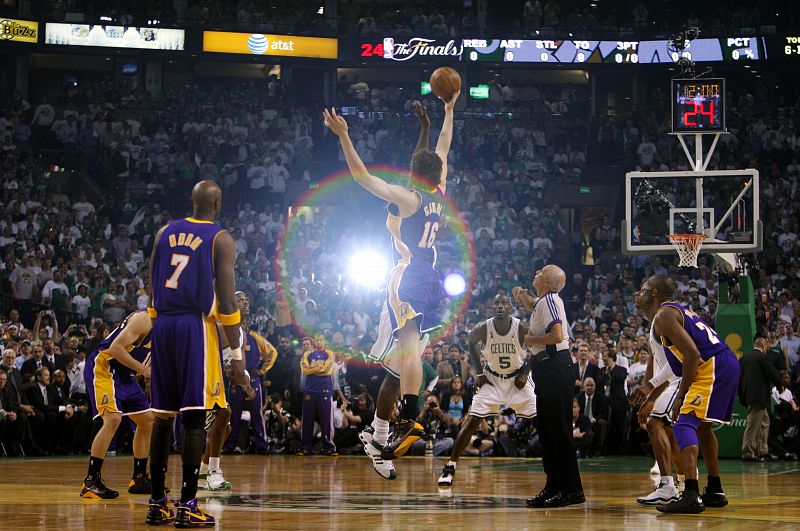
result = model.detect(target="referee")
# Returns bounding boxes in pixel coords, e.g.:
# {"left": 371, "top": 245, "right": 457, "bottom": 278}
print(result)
{"left": 514, "top": 265, "right": 585, "bottom": 508}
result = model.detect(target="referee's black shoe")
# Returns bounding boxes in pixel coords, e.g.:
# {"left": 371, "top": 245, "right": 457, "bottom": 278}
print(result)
{"left": 700, "top": 487, "right": 728, "bottom": 508}
{"left": 526, "top": 488, "right": 558, "bottom": 507}
{"left": 542, "top": 491, "right": 586, "bottom": 508}
{"left": 657, "top": 491, "right": 705, "bottom": 514}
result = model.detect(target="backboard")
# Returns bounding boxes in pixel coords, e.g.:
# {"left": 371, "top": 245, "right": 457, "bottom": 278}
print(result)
{"left": 622, "top": 169, "right": 761, "bottom": 256}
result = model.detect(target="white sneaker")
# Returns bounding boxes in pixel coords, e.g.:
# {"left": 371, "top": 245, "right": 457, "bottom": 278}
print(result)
{"left": 437, "top": 464, "right": 455, "bottom": 486}
{"left": 363, "top": 440, "right": 397, "bottom": 480}
{"left": 649, "top": 461, "right": 660, "bottom": 475}
{"left": 206, "top": 469, "right": 232, "bottom": 491}
{"left": 637, "top": 481, "right": 680, "bottom": 505}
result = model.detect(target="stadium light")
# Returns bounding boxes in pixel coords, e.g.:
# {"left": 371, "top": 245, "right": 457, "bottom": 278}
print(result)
{"left": 348, "top": 250, "right": 388, "bottom": 289}
{"left": 443, "top": 273, "right": 467, "bottom": 297}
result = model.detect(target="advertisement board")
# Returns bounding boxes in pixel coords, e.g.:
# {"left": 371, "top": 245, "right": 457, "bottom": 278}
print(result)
{"left": 0, "top": 18, "right": 38, "bottom": 44}
{"left": 45, "top": 23, "right": 185, "bottom": 50}
{"left": 203, "top": 31, "right": 337, "bottom": 59}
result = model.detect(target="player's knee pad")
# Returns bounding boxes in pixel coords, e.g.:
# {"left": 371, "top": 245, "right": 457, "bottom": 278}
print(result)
{"left": 182, "top": 410, "right": 206, "bottom": 431}
{"left": 673, "top": 415, "right": 700, "bottom": 450}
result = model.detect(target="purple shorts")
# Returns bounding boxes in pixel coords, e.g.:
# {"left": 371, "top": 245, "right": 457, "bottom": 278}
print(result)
{"left": 679, "top": 349, "right": 740, "bottom": 423}
{"left": 85, "top": 351, "right": 150, "bottom": 420}
{"left": 150, "top": 313, "right": 227, "bottom": 413}
{"left": 386, "top": 264, "right": 441, "bottom": 335}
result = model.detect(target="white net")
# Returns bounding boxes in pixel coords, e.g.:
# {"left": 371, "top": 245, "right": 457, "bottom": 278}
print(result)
{"left": 669, "top": 234, "right": 705, "bottom": 268}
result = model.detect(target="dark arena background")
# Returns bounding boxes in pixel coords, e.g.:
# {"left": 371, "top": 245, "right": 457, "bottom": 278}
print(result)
{"left": 1, "top": 0, "right": 800, "bottom": 529}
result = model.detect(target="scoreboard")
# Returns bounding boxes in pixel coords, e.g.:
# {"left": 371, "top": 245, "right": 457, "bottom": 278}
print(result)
{"left": 461, "top": 37, "right": 765, "bottom": 64}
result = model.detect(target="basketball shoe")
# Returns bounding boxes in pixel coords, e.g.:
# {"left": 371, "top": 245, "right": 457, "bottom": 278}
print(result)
{"left": 80, "top": 476, "right": 119, "bottom": 499}
{"left": 206, "top": 469, "right": 232, "bottom": 491}
{"left": 145, "top": 496, "right": 175, "bottom": 526}
{"left": 380, "top": 419, "right": 426, "bottom": 460}
{"left": 174, "top": 498, "right": 215, "bottom": 528}
{"left": 128, "top": 473, "right": 152, "bottom": 494}
{"left": 700, "top": 486, "right": 728, "bottom": 507}
{"left": 637, "top": 480, "right": 680, "bottom": 505}
{"left": 437, "top": 464, "right": 456, "bottom": 486}
{"left": 656, "top": 491, "right": 705, "bottom": 514}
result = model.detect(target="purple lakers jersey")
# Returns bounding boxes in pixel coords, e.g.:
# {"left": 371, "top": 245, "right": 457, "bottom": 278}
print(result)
{"left": 95, "top": 311, "right": 151, "bottom": 376}
{"left": 387, "top": 187, "right": 444, "bottom": 269}
{"left": 151, "top": 218, "right": 224, "bottom": 315}
{"left": 659, "top": 301, "right": 733, "bottom": 376}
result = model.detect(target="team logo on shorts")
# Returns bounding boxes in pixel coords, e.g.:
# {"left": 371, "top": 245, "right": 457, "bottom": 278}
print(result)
{"left": 101, "top": 394, "right": 110, "bottom": 405}
{"left": 399, "top": 303, "right": 413, "bottom": 320}
{"left": 212, "top": 383, "right": 221, "bottom": 397}
{"left": 689, "top": 394, "right": 703, "bottom": 407}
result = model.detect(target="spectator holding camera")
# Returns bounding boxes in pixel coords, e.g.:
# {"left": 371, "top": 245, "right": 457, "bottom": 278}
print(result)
{"left": 412, "top": 394, "right": 456, "bottom": 457}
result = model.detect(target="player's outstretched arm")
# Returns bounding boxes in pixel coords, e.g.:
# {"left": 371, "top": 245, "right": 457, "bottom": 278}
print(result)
{"left": 469, "top": 323, "right": 492, "bottom": 387}
{"left": 434, "top": 92, "right": 459, "bottom": 192}
{"left": 323, "top": 108, "right": 419, "bottom": 214}
{"left": 412, "top": 100, "right": 430, "bottom": 156}
{"left": 107, "top": 311, "right": 152, "bottom": 378}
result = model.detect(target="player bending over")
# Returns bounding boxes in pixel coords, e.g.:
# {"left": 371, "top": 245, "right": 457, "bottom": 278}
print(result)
{"left": 631, "top": 275, "right": 740, "bottom": 514}
{"left": 323, "top": 92, "right": 457, "bottom": 480}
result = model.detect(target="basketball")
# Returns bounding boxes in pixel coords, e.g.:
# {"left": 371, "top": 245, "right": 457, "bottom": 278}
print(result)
{"left": 429, "top": 67, "right": 461, "bottom": 100}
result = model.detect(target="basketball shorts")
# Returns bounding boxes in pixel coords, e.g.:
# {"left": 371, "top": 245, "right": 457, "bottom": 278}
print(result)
{"left": 369, "top": 301, "right": 432, "bottom": 378}
{"left": 150, "top": 313, "right": 227, "bottom": 413}
{"left": 649, "top": 378, "right": 681, "bottom": 425}
{"left": 470, "top": 371, "right": 537, "bottom": 418}
{"left": 679, "top": 350, "right": 740, "bottom": 424}
{"left": 85, "top": 351, "right": 150, "bottom": 420}
{"left": 385, "top": 263, "right": 441, "bottom": 336}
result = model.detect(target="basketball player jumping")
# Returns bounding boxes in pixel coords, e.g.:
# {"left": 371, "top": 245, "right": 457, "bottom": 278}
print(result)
{"left": 81, "top": 310, "right": 154, "bottom": 499}
{"left": 631, "top": 275, "right": 740, "bottom": 514}
{"left": 146, "top": 180, "right": 252, "bottom": 527}
{"left": 438, "top": 293, "right": 536, "bottom": 486}
{"left": 323, "top": 91, "right": 458, "bottom": 480}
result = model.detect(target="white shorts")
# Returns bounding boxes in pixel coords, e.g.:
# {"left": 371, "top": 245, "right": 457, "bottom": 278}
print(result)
{"left": 470, "top": 371, "right": 537, "bottom": 418}
{"left": 368, "top": 302, "right": 431, "bottom": 378}
{"left": 650, "top": 378, "right": 681, "bottom": 425}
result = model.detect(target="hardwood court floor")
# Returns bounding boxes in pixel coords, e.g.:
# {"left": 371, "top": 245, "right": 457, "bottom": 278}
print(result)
{"left": 1, "top": 454, "right": 799, "bottom": 530}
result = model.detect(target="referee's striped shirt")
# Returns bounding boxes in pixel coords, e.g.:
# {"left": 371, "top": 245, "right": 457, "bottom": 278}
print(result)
{"left": 529, "top": 292, "right": 571, "bottom": 355}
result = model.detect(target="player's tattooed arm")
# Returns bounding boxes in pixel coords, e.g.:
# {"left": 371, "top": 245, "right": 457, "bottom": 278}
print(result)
{"left": 469, "top": 322, "right": 492, "bottom": 387}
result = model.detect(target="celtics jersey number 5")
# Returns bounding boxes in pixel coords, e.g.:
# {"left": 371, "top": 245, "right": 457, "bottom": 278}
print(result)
{"left": 483, "top": 317, "right": 526, "bottom": 375}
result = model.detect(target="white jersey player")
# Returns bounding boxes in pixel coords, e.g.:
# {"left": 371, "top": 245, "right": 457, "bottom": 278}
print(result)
{"left": 438, "top": 294, "right": 536, "bottom": 486}
{"left": 636, "top": 326, "right": 685, "bottom": 506}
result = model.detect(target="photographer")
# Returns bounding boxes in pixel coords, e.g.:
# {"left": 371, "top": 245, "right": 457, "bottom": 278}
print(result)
{"left": 264, "top": 394, "right": 295, "bottom": 454}
{"left": 411, "top": 394, "right": 455, "bottom": 457}
{"left": 334, "top": 394, "right": 375, "bottom": 454}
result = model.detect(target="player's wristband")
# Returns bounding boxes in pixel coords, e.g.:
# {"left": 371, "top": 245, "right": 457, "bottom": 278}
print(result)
{"left": 475, "top": 373, "right": 485, "bottom": 377}
{"left": 218, "top": 309, "right": 241, "bottom": 326}
{"left": 231, "top": 347, "right": 243, "bottom": 361}
{"left": 147, "top": 306, "right": 158, "bottom": 318}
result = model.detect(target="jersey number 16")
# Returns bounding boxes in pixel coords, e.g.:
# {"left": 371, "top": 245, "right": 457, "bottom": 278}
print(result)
{"left": 418, "top": 221, "right": 439, "bottom": 248}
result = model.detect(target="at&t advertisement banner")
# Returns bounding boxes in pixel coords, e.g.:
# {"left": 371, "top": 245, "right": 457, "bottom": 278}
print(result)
{"left": 203, "top": 31, "right": 337, "bottom": 59}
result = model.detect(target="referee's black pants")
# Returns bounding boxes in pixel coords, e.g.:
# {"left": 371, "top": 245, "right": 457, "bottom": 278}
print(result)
{"left": 532, "top": 347, "right": 583, "bottom": 494}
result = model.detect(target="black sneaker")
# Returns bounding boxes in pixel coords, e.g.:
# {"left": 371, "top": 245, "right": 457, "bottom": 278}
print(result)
{"left": 527, "top": 488, "right": 558, "bottom": 508}
{"left": 700, "top": 487, "right": 728, "bottom": 507}
{"left": 380, "top": 419, "right": 425, "bottom": 460}
{"left": 174, "top": 498, "right": 215, "bottom": 528}
{"left": 80, "top": 476, "right": 119, "bottom": 499}
{"left": 542, "top": 491, "right": 586, "bottom": 508}
{"left": 438, "top": 464, "right": 455, "bottom": 486}
{"left": 128, "top": 473, "right": 152, "bottom": 494}
{"left": 145, "top": 496, "right": 175, "bottom": 526}
{"left": 657, "top": 491, "right": 705, "bottom": 514}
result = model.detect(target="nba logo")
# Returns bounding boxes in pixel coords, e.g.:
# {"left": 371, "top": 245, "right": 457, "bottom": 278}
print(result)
{"left": 383, "top": 38, "right": 394, "bottom": 59}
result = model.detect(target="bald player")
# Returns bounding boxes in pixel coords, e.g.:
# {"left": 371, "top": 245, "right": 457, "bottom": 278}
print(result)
{"left": 146, "top": 180, "right": 252, "bottom": 527}
{"left": 514, "top": 264, "right": 585, "bottom": 508}
{"left": 631, "top": 275, "right": 740, "bottom": 514}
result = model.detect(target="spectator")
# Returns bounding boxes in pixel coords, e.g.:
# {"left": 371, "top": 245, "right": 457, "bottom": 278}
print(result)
{"left": 572, "top": 397, "right": 594, "bottom": 458}
{"left": 577, "top": 377, "right": 608, "bottom": 456}
{"left": 412, "top": 394, "right": 456, "bottom": 457}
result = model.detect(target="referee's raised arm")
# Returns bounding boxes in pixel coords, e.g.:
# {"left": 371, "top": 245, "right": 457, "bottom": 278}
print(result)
{"left": 525, "top": 265, "right": 585, "bottom": 509}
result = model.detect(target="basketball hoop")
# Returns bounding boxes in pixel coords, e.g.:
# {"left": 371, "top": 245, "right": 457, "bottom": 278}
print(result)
{"left": 669, "top": 234, "right": 705, "bottom": 268}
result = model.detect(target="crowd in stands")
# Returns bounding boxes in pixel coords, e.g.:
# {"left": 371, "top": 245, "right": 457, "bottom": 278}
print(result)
{"left": 1, "top": 62, "right": 800, "bottom": 460}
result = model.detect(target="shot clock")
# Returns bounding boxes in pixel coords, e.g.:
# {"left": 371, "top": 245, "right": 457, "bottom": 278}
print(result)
{"left": 671, "top": 78, "right": 725, "bottom": 133}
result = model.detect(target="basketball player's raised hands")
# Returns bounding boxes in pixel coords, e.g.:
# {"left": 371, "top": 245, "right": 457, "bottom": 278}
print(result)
{"left": 442, "top": 90, "right": 460, "bottom": 111}
{"left": 322, "top": 108, "right": 348, "bottom": 138}
{"left": 413, "top": 100, "right": 430, "bottom": 128}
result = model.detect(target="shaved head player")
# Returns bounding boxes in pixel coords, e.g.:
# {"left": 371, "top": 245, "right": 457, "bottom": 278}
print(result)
{"left": 631, "top": 275, "right": 740, "bottom": 514}
{"left": 146, "top": 180, "right": 252, "bottom": 527}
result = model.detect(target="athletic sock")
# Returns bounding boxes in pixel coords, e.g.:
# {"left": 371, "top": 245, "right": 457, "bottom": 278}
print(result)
{"left": 209, "top": 457, "right": 220, "bottom": 472}
{"left": 372, "top": 417, "right": 390, "bottom": 446}
{"left": 86, "top": 456, "right": 103, "bottom": 481}
{"left": 684, "top": 478, "right": 699, "bottom": 494}
{"left": 707, "top": 475, "right": 722, "bottom": 492}
{"left": 447, "top": 461, "right": 457, "bottom": 469}
{"left": 400, "top": 394, "right": 418, "bottom": 421}
{"left": 181, "top": 464, "right": 201, "bottom": 503}
{"left": 133, "top": 457, "right": 148, "bottom": 477}
{"left": 660, "top": 476, "right": 674, "bottom": 487}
